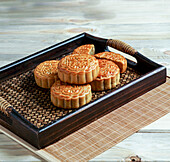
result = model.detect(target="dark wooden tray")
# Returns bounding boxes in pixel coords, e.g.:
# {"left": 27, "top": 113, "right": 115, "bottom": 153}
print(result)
{"left": 0, "top": 33, "right": 166, "bottom": 149}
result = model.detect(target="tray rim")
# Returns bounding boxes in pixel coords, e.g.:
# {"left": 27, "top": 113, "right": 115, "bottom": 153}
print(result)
{"left": 0, "top": 32, "right": 166, "bottom": 148}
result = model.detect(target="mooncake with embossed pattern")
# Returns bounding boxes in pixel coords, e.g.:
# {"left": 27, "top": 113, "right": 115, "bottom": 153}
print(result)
{"left": 72, "top": 44, "right": 95, "bottom": 55}
{"left": 34, "top": 60, "right": 59, "bottom": 88}
{"left": 91, "top": 59, "right": 120, "bottom": 91}
{"left": 51, "top": 80, "right": 92, "bottom": 109}
{"left": 95, "top": 52, "right": 127, "bottom": 73}
{"left": 58, "top": 53, "right": 99, "bottom": 84}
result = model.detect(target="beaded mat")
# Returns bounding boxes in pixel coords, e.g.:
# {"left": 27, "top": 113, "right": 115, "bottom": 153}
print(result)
{"left": 0, "top": 66, "right": 140, "bottom": 129}
{"left": 0, "top": 78, "right": 169, "bottom": 161}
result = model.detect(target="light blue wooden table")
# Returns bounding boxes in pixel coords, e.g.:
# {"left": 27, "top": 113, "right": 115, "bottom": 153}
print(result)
{"left": 0, "top": 0, "right": 170, "bottom": 161}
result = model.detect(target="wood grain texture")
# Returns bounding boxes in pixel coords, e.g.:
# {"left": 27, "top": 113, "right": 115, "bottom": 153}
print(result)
{"left": 0, "top": 0, "right": 170, "bottom": 161}
{"left": 0, "top": 132, "right": 44, "bottom": 162}
{"left": 139, "top": 113, "right": 170, "bottom": 133}
{"left": 91, "top": 133, "right": 170, "bottom": 161}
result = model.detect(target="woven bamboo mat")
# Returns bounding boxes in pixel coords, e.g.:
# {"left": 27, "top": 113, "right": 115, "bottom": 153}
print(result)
{"left": 0, "top": 78, "right": 170, "bottom": 161}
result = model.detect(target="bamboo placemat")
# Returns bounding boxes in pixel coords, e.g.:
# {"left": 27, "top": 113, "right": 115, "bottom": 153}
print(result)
{"left": 0, "top": 78, "right": 170, "bottom": 161}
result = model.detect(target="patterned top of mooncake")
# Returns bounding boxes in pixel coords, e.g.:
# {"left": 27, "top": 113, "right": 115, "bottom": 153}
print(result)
{"left": 96, "top": 59, "right": 120, "bottom": 80}
{"left": 51, "top": 80, "right": 91, "bottom": 99}
{"left": 34, "top": 60, "right": 59, "bottom": 78}
{"left": 95, "top": 52, "right": 127, "bottom": 73}
{"left": 58, "top": 53, "right": 99, "bottom": 73}
{"left": 72, "top": 44, "right": 95, "bottom": 55}
{"left": 95, "top": 52, "right": 125, "bottom": 62}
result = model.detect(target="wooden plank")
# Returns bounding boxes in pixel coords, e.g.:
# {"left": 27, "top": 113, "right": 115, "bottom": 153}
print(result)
{"left": 0, "top": 133, "right": 43, "bottom": 162}
{"left": 91, "top": 133, "right": 170, "bottom": 161}
{"left": 0, "top": 126, "right": 60, "bottom": 162}
{"left": 139, "top": 113, "right": 170, "bottom": 133}
{"left": 0, "top": 0, "right": 170, "bottom": 75}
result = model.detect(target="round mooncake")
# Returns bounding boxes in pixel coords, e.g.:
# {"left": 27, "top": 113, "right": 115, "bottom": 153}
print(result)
{"left": 58, "top": 53, "right": 99, "bottom": 84}
{"left": 51, "top": 80, "right": 92, "bottom": 109}
{"left": 34, "top": 60, "right": 59, "bottom": 88}
{"left": 91, "top": 59, "right": 120, "bottom": 91}
{"left": 72, "top": 44, "right": 95, "bottom": 55}
{"left": 95, "top": 52, "right": 127, "bottom": 73}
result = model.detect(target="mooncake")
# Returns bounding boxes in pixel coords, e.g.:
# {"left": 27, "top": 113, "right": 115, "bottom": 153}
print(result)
{"left": 51, "top": 80, "right": 92, "bottom": 109}
{"left": 95, "top": 52, "right": 127, "bottom": 73}
{"left": 58, "top": 53, "right": 99, "bottom": 84}
{"left": 91, "top": 59, "right": 120, "bottom": 91}
{"left": 72, "top": 44, "right": 95, "bottom": 55}
{"left": 34, "top": 60, "right": 59, "bottom": 88}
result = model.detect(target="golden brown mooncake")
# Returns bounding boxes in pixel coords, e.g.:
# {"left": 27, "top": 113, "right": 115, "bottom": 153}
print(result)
{"left": 72, "top": 44, "right": 95, "bottom": 55}
{"left": 95, "top": 52, "right": 127, "bottom": 73}
{"left": 51, "top": 80, "right": 92, "bottom": 109}
{"left": 34, "top": 60, "right": 59, "bottom": 88}
{"left": 58, "top": 53, "right": 99, "bottom": 84}
{"left": 91, "top": 59, "right": 120, "bottom": 91}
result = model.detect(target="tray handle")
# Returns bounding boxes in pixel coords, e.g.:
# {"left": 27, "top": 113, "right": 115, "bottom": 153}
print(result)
{"left": 0, "top": 97, "right": 12, "bottom": 117}
{"left": 106, "top": 39, "right": 137, "bottom": 56}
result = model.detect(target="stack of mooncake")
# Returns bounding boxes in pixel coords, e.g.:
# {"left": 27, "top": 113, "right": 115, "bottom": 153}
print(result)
{"left": 34, "top": 44, "right": 127, "bottom": 109}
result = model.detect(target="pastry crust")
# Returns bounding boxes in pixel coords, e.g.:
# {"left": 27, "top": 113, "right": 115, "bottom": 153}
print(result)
{"left": 72, "top": 44, "right": 95, "bottom": 55}
{"left": 34, "top": 60, "right": 59, "bottom": 88}
{"left": 51, "top": 80, "right": 92, "bottom": 109}
{"left": 91, "top": 59, "right": 120, "bottom": 91}
{"left": 58, "top": 53, "right": 99, "bottom": 84}
{"left": 95, "top": 52, "right": 127, "bottom": 73}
